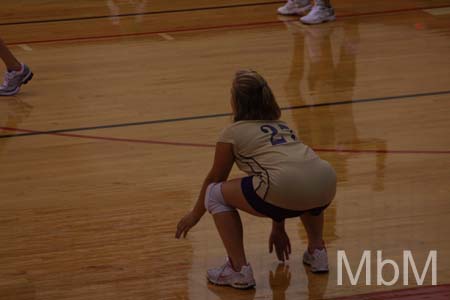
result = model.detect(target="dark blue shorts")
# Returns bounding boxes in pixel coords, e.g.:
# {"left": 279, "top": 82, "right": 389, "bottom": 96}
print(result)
{"left": 241, "top": 176, "right": 329, "bottom": 223}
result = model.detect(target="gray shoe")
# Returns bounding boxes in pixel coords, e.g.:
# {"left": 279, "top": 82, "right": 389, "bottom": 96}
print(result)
{"left": 278, "top": 0, "right": 312, "bottom": 16}
{"left": 0, "top": 64, "right": 33, "bottom": 96}
{"left": 300, "top": 5, "right": 336, "bottom": 24}
{"left": 303, "top": 249, "right": 329, "bottom": 272}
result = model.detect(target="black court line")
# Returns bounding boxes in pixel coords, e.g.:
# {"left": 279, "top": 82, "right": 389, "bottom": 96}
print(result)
{"left": 0, "top": 1, "right": 284, "bottom": 26}
{"left": 1, "top": 90, "right": 449, "bottom": 139}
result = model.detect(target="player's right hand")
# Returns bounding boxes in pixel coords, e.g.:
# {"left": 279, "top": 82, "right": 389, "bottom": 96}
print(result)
{"left": 175, "top": 211, "right": 200, "bottom": 239}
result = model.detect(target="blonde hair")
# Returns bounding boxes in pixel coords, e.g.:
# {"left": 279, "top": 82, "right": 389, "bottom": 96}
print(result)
{"left": 231, "top": 70, "right": 281, "bottom": 122}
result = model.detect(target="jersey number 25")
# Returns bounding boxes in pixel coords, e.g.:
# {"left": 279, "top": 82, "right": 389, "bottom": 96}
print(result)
{"left": 260, "top": 124, "right": 297, "bottom": 146}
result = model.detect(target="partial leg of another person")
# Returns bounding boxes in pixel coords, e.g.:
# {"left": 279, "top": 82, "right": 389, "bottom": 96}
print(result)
{"left": 300, "top": 0, "right": 336, "bottom": 25}
{"left": 0, "top": 38, "right": 21, "bottom": 72}
{"left": 0, "top": 38, "right": 33, "bottom": 96}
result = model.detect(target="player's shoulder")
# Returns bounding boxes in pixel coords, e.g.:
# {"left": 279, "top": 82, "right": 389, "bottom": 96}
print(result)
{"left": 222, "top": 119, "right": 292, "bottom": 134}
{"left": 222, "top": 120, "right": 259, "bottom": 131}
{"left": 228, "top": 119, "right": 287, "bottom": 127}
{"left": 224, "top": 120, "right": 290, "bottom": 133}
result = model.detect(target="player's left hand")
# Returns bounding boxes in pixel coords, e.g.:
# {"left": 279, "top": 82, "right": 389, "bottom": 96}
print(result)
{"left": 175, "top": 212, "right": 200, "bottom": 239}
{"left": 269, "top": 229, "right": 292, "bottom": 262}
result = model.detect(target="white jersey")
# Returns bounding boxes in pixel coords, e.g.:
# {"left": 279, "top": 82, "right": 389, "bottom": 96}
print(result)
{"left": 218, "top": 120, "right": 336, "bottom": 211}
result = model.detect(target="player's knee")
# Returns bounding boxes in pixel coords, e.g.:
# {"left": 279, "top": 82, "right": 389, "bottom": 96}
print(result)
{"left": 204, "top": 182, "right": 236, "bottom": 215}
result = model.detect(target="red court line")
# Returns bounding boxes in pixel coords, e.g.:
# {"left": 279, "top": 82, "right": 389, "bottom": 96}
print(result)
{"left": 313, "top": 148, "right": 450, "bottom": 155}
{"left": 337, "top": 4, "right": 450, "bottom": 18}
{"left": 9, "top": 20, "right": 282, "bottom": 46}
{"left": 7, "top": 4, "right": 450, "bottom": 46}
{"left": 2, "top": 126, "right": 450, "bottom": 154}
{"left": 327, "top": 284, "right": 450, "bottom": 300}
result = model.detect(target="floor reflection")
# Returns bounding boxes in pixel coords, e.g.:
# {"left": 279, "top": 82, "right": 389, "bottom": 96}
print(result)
{"left": 207, "top": 283, "right": 256, "bottom": 300}
{"left": 303, "top": 263, "right": 329, "bottom": 300}
{"left": 269, "top": 263, "right": 291, "bottom": 300}
{"left": 267, "top": 262, "right": 329, "bottom": 300}
{"left": 106, "top": 0, "right": 149, "bottom": 25}
{"left": 277, "top": 19, "right": 390, "bottom": 299}
{"left": 0, "top": 98, "right": 33, "bottom": 139}
{"left": 282, "top": 19, "right": 386, "bottom": 190}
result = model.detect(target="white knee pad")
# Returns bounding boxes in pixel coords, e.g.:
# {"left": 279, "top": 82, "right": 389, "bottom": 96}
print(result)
{"left": 204, "top": 182, "right": 236, "bottom": 215}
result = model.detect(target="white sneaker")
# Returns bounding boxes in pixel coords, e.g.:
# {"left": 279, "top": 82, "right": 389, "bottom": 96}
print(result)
{"left": 303, "top": 249, "right": 329, "bottom": 272}
{"left": 278, "top": 0, "right": 312, "bottom": 16}
{"left": 300, "top": 5, "right": 336, "bottom": 24}
{"left": 207, "top": 259, "right": 256, "bottom": 289}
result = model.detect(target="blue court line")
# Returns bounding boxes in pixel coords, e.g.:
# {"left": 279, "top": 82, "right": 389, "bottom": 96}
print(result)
{"left": 0, "top": 89, "right": 449, "bottom": 139}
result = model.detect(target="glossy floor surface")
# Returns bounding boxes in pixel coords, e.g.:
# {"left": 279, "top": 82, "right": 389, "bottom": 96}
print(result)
{"left": 1, "top": 1, "right": 450, "bottom": 299}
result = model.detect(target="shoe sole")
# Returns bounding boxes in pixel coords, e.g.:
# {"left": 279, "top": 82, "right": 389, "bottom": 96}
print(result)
{"left": 0, "top": 87, "right": 20, "bottom": 96}
{"left": 207, "top": 277, "right": 256, "bottom": 290}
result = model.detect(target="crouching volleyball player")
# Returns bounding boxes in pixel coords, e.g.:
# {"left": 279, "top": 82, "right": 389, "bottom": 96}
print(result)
{"left": 175, "top": 70, "right": 336, "bottom": 289}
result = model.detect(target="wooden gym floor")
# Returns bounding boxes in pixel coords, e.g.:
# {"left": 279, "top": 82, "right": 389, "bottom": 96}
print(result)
{"left": 1, "top": 0, "right": 450, "bottom": 299}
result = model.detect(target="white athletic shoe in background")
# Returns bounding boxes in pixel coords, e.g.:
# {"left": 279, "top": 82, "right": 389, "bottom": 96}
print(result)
{"left": 277, "top": 0, "right": 312, "bottom": 16}
{"left": 300, "top": 4, "right": 336, "bottom": 24}
{"left": 207, "top": 259, "right": 256, "bottom": 289}
{"left": 303, "top": 248, "right": 329, "bottom": 272}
